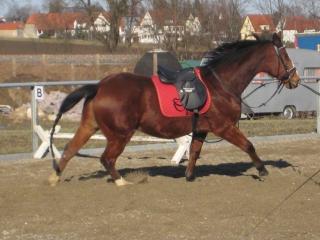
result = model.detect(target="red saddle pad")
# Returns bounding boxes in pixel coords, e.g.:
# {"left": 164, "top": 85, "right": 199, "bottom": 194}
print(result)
{"left": 151, "top": 68, "right": 212, "bottom": 117}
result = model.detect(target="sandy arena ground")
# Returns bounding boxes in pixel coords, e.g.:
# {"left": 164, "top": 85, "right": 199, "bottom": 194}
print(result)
{"left": 0, "top": 136, "right": 320, "bottom": 240}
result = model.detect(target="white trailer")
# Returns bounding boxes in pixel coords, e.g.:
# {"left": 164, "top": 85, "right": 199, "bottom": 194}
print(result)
{"left": 241, "top": 49, "right": 320, "bottom": 119}
{"left": 242, "top": 79, "right": 319, "bottom": 119}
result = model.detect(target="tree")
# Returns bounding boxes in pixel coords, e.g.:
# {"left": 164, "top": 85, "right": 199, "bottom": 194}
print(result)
{"left": 201, "top": 0, "right": 248, "bottom": 46}
{"left": 254, "top": 0, "right": 289, "bottom": 32}
{"left": 125, "top": 0, "right": 144, "bottom": 46}
{"left": 5, "top": 0, "right": 37, "bottom": 22}
{"left": 105, "top": 0, "right": 129, "bottom": 50}
{"left": 303, "top": 0, "right": 320, "bottom": 18}
{"left": 73, "top": 0, "right": 104, "bottom": 40}
{"left": 42, "top": 0, "right": 67, "bottom": 13}
{"left": 146, "top": 0, "right": 169, "bottom": 10}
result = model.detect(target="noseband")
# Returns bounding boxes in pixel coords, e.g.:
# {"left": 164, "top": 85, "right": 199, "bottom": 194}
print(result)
{"left": 273, "top": 45, "right": 296, "bottom": 85}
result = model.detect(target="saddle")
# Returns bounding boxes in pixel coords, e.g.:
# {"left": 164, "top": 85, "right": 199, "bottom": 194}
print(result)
{"left": 157, "top": 65, "right": 208, "bottom": 111}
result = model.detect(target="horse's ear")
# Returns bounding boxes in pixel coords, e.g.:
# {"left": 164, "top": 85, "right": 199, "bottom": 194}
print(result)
{"left": 273, "top": 31, "right": 283, "bottom": 45}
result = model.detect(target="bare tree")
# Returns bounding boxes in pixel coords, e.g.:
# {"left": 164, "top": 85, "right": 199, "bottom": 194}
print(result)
{"left": 73, "top": 0, "right": 105, "bottom": 40}
{"left": 42, "top": 0, "right": 67, "bottom": 13}
{"left": 202, "top": 0, "right": 248, "bottom": 46}
{"left": 303, "top": 0, "right": 320, "bottom": 18}
{"left": 105, "top": 0, "right": 129, "bottom": 50}
{"left": 146, "top": 0, "right": 169, "bottom": 10}
{"left": 254, "top": 0, "right": 289, "bottom": 32}
{"left": 125, "top": 0, "right": 144, "bottom": 46}
{"left": 5, "top": 0, "right": 38, "bottom": 21}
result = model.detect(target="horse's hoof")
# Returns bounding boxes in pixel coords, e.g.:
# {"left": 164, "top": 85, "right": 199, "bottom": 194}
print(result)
{"left": 185, "top": 174, "right": 196, "bottom": 182}
{"left": 114, "top": 177, "right": 133, "bottom": 186}
{"left": 48, "top": 172, "right": 60, "bottom": 187}
{"left": 258, "top": 166, "right": 269, "bottom": 177}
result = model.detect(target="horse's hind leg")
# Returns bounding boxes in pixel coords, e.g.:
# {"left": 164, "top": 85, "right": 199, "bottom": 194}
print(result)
{"left": 100, "top": 133, "right": 134, "bottom": 186}
{"left": 185, "top": 132, "right": 208, "bottom": 181}
{"left": 213, "top": 125, "right": 268, "bottom": 176}
{"left": 48, "top": 101, "right": 98, "bottom": 186}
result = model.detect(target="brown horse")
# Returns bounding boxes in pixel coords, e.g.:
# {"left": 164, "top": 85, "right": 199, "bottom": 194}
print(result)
{"left": 48, "top": 32, "right": 300, "bottom": 186}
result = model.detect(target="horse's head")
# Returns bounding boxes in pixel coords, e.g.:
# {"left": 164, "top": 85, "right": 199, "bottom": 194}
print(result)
{"left": 254, "top": 32, "right": 301, "bottom": 89}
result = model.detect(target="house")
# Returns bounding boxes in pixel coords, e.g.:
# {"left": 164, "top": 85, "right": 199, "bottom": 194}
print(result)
{"left": 134, "top": 10, "right": 201, "bottom": 44}
{"left": 25, "top": 12, "right": 85, "bottom": 38}
{"left": 133, "top": 10, "right": 166, "bottom": 44}
{"left": 72, "top": 12, "right": 112, "bottom": 38}
{"left": 0, "top": 22, "right": 24, "bottom": 38}
{"left": 25, "top": 11, "right": 125, "bottom": 39}
{"left": 277, "top": 16, "right": 320, "bottom": 43}
{"left": 240, "top": 14, "right": 276, "bottom": 40}
{"left": 185, "top": 14, "right": 201, "bottom": 36}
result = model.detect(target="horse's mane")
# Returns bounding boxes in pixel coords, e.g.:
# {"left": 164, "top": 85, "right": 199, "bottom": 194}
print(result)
{"left": 202, "top": 39, "right": 272, "bottom": 68}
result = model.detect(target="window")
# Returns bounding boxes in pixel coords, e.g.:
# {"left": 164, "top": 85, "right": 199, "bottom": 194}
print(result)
{"left": 260, "top": 25, "right": 270, "bottom": 31}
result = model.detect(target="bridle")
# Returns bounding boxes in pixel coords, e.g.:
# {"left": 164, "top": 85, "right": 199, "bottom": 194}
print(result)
{"left": 273, "top": 43, "right": 297, "bottom": 86}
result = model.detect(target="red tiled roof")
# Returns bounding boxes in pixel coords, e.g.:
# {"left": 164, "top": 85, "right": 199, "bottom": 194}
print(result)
{"left": 26, "top": 12, "right": 85, "bottom": 30}
{"left": 283, "top": 16, "right": 320, "bottom": 32}
{"left": 247, "top": 14, "right": 276, "bottom": 32}
{"left": 0, "top": 22, "right": 24, "bottom": 30}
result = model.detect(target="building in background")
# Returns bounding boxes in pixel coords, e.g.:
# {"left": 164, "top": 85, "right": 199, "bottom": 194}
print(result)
{"left": 0, "top": 22, "right": 24, "bottom": 38}
{"left": 240, "top": 14, "right": 275, "bottom": 40}
{"left": 295, "top": 32, "right": 320, "bottom": 51}
{"left": 133, "top": 10, "right": 201, "bottom": 44}
{"left": 278, "top": 16, "right": 320, "bottom": 43}
{"left": 25, "top": 12, "right": 84, "bottom": 38}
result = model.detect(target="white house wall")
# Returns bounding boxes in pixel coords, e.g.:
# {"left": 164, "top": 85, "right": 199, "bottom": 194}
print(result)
{"left": 94, "top": 14, "right": 110, "bottom": 32}
{"left": 283, "top": 30, "right": 297, "bottom": 43}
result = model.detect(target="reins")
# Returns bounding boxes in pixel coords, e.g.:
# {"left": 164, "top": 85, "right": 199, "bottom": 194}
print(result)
{"left": 300, "top": 81, "right": 320, "bottom": 96}
{"left": 244, "top": 167, "right": 320, "bottom": 238}
{"left": 241, "top": 81, "right": 285, "bottom": 109}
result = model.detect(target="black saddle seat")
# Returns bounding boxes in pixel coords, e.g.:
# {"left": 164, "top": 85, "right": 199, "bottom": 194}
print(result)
{"left": 157, "top": 65, "right": 208, "bottom": 111}
{"left": 157, "top": 65, "right": 192, "bottom": 84}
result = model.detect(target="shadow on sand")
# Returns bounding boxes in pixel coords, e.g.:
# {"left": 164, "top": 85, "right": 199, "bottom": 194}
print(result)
{"left": 69, "top": 159, "right": 293, "bottom": 182}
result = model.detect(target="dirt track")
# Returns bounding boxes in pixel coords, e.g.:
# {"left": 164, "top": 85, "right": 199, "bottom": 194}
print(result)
{"left": 0, "top": 137, "right": 320, "bottom": 240}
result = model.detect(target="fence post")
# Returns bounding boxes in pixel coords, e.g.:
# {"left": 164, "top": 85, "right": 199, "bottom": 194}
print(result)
{"left": 317, "top": 79, "right": 320, "bottom": 134}
{"left": 31, "top": 87, "right": 38, "bottom": 154}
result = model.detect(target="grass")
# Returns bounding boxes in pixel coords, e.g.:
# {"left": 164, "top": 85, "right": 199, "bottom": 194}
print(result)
{"left": 0, "top": 116, "right": 317, "bottom": 155}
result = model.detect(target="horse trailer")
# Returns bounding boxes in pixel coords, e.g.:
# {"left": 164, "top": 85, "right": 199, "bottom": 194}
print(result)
{"left": 241, "top": 79, "right": 319, "bottom": 119}
{"left": 241, "top": 48, "right": 320, "bottom": 119}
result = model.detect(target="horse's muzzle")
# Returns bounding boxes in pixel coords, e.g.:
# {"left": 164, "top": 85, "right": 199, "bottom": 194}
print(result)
{"left": 283, "top": 68, "right": 300, "bottom": 89}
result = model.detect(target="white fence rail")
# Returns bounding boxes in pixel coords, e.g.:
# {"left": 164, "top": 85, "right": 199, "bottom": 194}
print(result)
{"left": 0, "top": 80, "right": 190, "bottom": 164}
{"left": 0, "top": 77, "right": 319, "bottom": 162}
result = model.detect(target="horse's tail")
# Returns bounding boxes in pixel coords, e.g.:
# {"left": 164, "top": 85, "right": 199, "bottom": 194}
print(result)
{"left": 50, "top": 84, "right": 98, "bottom": 175}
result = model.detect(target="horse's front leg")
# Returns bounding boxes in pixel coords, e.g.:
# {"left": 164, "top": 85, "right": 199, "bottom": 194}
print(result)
{"left": 185, "top": 132, "right": 208, "bottom": 181}
{"left": 214, "top": 124, "right": 268, "bottom": 176}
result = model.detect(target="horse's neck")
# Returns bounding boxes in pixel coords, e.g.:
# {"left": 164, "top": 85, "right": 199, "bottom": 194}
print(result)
{"left": 216, "top": 44, "right": 270, "bottom": 96}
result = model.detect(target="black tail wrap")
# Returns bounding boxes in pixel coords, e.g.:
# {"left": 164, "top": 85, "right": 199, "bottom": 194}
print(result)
{"left": 49, "top": 84, "right": 98, "bottom": 175}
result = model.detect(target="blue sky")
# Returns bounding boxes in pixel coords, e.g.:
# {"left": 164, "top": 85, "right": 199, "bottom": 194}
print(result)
{"left": 0, "top": 0, "right": 259, "bottom": 18}
{"left": 0, "top": 0, "right": 108, "bottom": 16}
{"left": 0, "top": 0, "right": 40, "bottom": 16}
